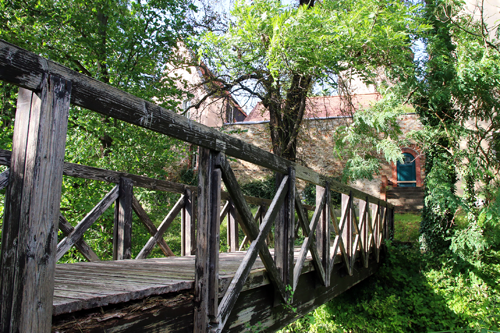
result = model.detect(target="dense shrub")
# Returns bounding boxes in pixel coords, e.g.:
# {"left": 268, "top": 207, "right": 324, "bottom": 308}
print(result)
{"left": 283, "top": 243, "right": 500, "bottom": 333}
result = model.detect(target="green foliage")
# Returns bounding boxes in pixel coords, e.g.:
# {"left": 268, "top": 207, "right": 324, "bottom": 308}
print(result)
{"left": 240, "top": 176, "right": 276, "bottom": 200}
{"left": 197, "top": 0, "right": 425, "bottom": 161}
{"left": 0, "top": 0, "right": 196, "bottom": 261}
{"left": 393, "top": 213, "right": 421, "bottom": 243}
{"left": 302, "top": 182, "right": 341, "bottom": 208}
{"left": 333, "top": 94, "right": 414, "bottom": 182}
{"left": 284, "top": 243, "right": 500, "bottom": 332}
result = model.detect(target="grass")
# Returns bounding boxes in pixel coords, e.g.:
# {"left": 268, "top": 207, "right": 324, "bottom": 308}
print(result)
{"left": 393, "top": 212, "right": 421, "bottom": 242}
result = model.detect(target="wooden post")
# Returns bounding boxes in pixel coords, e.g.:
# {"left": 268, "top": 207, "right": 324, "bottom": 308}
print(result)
{"left": 181, "top": 188, "right": 195, "bottom": 256}
{"left": 358, "top": 197, "right": 368, "bottom": 263}
{"left": 341, "top": 193, "right": 352, "bottom": 262}
{"left": 194, "top": 148, "right": 221, "bottom": 332}
{"left": 275, "top": 168, "right": 295, "bottom": 298}
{"left": 113, "top": 177, "right": 133, "bottom": 260}
{"left": 227, "top": 200, "right": 239, "bottom": 252}
{"left": 0, "top": 76, "right": 71, "bottom": 333}
{"left": 316, "top": 183, "right": 330, "bottom": 283}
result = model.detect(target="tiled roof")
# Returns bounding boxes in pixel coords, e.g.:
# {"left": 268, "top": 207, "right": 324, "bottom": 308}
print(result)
{"left": 244, "top": 93, "right": 381, "bottom": 122}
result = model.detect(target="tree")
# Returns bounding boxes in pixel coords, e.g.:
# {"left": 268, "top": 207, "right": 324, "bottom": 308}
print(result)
{"left": 196, "top": 0, "right": 421, "bottom": 162}
{"left": 408, "top": 0, "right": 500, "bottom": 253}
{"left": 0, "top": 0, "right": 196, "bottom": 260}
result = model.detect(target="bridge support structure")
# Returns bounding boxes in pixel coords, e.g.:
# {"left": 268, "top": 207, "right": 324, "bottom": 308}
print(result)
{"left": 0, "top": 76, "right": 72, "bottom": 333}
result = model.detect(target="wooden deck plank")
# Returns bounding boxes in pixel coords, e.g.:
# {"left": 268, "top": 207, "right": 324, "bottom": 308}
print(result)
{"left": 51, "top": 249, "right": 340, "bottom": 317}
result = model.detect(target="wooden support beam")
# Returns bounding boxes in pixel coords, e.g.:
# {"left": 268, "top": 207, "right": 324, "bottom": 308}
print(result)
{"left": 216, "top": 156, "right": 288, "bottom": 304}
{"left": 274, "top": 168, "right": 295, "bottom": 295}
{"left": 227, "top": 200, "right": 239, "bottom": 253}
{"left": 132, "top": 196, "right": 175, "bottom": 257}
{"left": 0, "top": 76, "right": 71, "bottom": 333}
{"left": 316, "top": 184, "right": 330, "bottom": 283}
{"left": 194, "top": 148, "right": 221, "bottom": 332}
{"left": 181, "top": 188, "right": 195, "bottom": 256}
{"left": 136, "top": 195, "right": 185, "bottom": 259}
{"left": 216, "top": 174, "right": 289, "bottom": 333}
{"left": 294, "top": 191, "right": 327, "bottom": 290}
{"left": 58, "top": 215, "right": 100, "bottom": 262}
{"left": 56, "top": 186, "right": 119, "bottom": 261}
{"left": 114, "top": 177, "right": 133, "bottom": 260}
{"left": 340, "top": 193, "right": 352, "bottom": 267}
{"left": 0, "top": 40, "right": 394, "bottom": 210}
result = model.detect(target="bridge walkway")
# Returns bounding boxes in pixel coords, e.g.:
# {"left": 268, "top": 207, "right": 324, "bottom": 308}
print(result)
{"left": 0, "top": 39, "right": 393, "bottom": 333}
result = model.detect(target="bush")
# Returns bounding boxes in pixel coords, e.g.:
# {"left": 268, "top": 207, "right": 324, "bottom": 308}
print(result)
{"left": 283, "top": 243, "right": 500, "bottom": 332}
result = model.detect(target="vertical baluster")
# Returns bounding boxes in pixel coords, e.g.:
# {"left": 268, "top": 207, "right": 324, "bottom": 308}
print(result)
{"left": 114, "top": 177, "right": 133, "bottom": 260}
{"left": 358, "top": 197, "right": 369, "bottom": 268}
{"left": 340, "top": 193, "right": 351, "bottom": 268}
{"left": 316, "top": 183, "right": 330, "bottom": 285}
{"left": 194, "top": 148, "right": 221, "bottom": 332}
{"left": 275, "top": 167, "right": 296, "bottom": 297}
{"left": 0, "top": 77, "right": 71, "bottom": 333}
{"left": 227, "top": 200, "right": 239, "bottom": 252}
{"left": 181, "top": 188, "right": 194, "bottom": 256}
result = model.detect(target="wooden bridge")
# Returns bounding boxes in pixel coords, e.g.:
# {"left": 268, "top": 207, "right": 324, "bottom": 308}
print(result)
{"left": 0, "top": 40, "right": 394, "bottom": 333}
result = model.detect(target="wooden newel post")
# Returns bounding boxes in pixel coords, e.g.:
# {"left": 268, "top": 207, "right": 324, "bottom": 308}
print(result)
{"left": 0, "top": 76, "right": 71, "bottom": 333}
{"left": 194, "top": 148, "right": 221, "bottom": 332}
{"left": 114, "top": 177, "right": 133, "bottom": 260}
{"left": 181, "top": 188, "right": 195, "bottom": 256}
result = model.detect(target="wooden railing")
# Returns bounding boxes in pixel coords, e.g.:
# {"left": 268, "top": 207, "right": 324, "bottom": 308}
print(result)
{"left": 0, "top": 39, "right": 394, "bottom": 333}
{"left": 0, "top": 149, "right": 292, "bottom": 261}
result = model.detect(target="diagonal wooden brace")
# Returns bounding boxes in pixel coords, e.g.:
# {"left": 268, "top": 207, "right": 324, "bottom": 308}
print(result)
{"left": 56, "top": 185, "right": 119, "bottom": 261}
{"left": 136, "top": 195, "right": 185, "bottom": 259}
{"left": 293, "top": 191, "right": 328, "bottom": 290}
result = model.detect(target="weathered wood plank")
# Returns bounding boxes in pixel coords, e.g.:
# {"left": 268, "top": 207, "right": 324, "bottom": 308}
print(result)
{"left": 275, "top": 168, "right": 295, "bottom": 294}
{"left": 215, "top": 175, "right": 289, "bottom": 333}
{"left": 132, "top": 196, "right": 175, "bottom": 257}
{"left": 238, "top": 205, "right": 264, "bottom": 251}
{"left": 58, "top": 215, "right": 100, "bottom": 262}
{"left": 294, "top": 197, "right": 326, "bottom": 286}
{"left": 329, "top": 197, "right": 351, "bottom": 275}
{"left": 136, "top": 195, "right": 185, "bottom": 260}
{"left": 50, "top": 254, "right": 377, "bottom": 333}
{"left": 194, "top": 148, "right": 221, "bottom": 332}
{"left": 0, "top": 40, "right": 394, "bottom": 209}
{"left": 181, "top": 188, "right": 195, "bottom": 256}
{"left": 216, "top": 156, "right": 288, "bottom": 304}
{"left": 0, "top": 149, "right": 319, "bottom": 213}
{"left": 56, "top": 186, "right": 119, "bottom": 261}
{"left": 0, "top": 76, "right": 71, "bottom": 333}
{"left": 114, "top": 177, "right": 133, "bottom": 260}
{"left": 293, "top": 190, "right": 327, "bottom": 291}
{"left": 227, "top": 200, "right": 239, "bottom": 253}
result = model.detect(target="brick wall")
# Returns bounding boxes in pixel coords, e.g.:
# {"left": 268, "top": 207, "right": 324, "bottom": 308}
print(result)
{"left": 224, "top": 113, "right": 424, "bottom": 198}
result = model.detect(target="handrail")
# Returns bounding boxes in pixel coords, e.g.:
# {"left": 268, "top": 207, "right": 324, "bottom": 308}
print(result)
{"left": 0, "top": 149, "right": 314, "bottom": 210}
{"left": 0, "top": 39, "right": 392, "bottom": 209}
